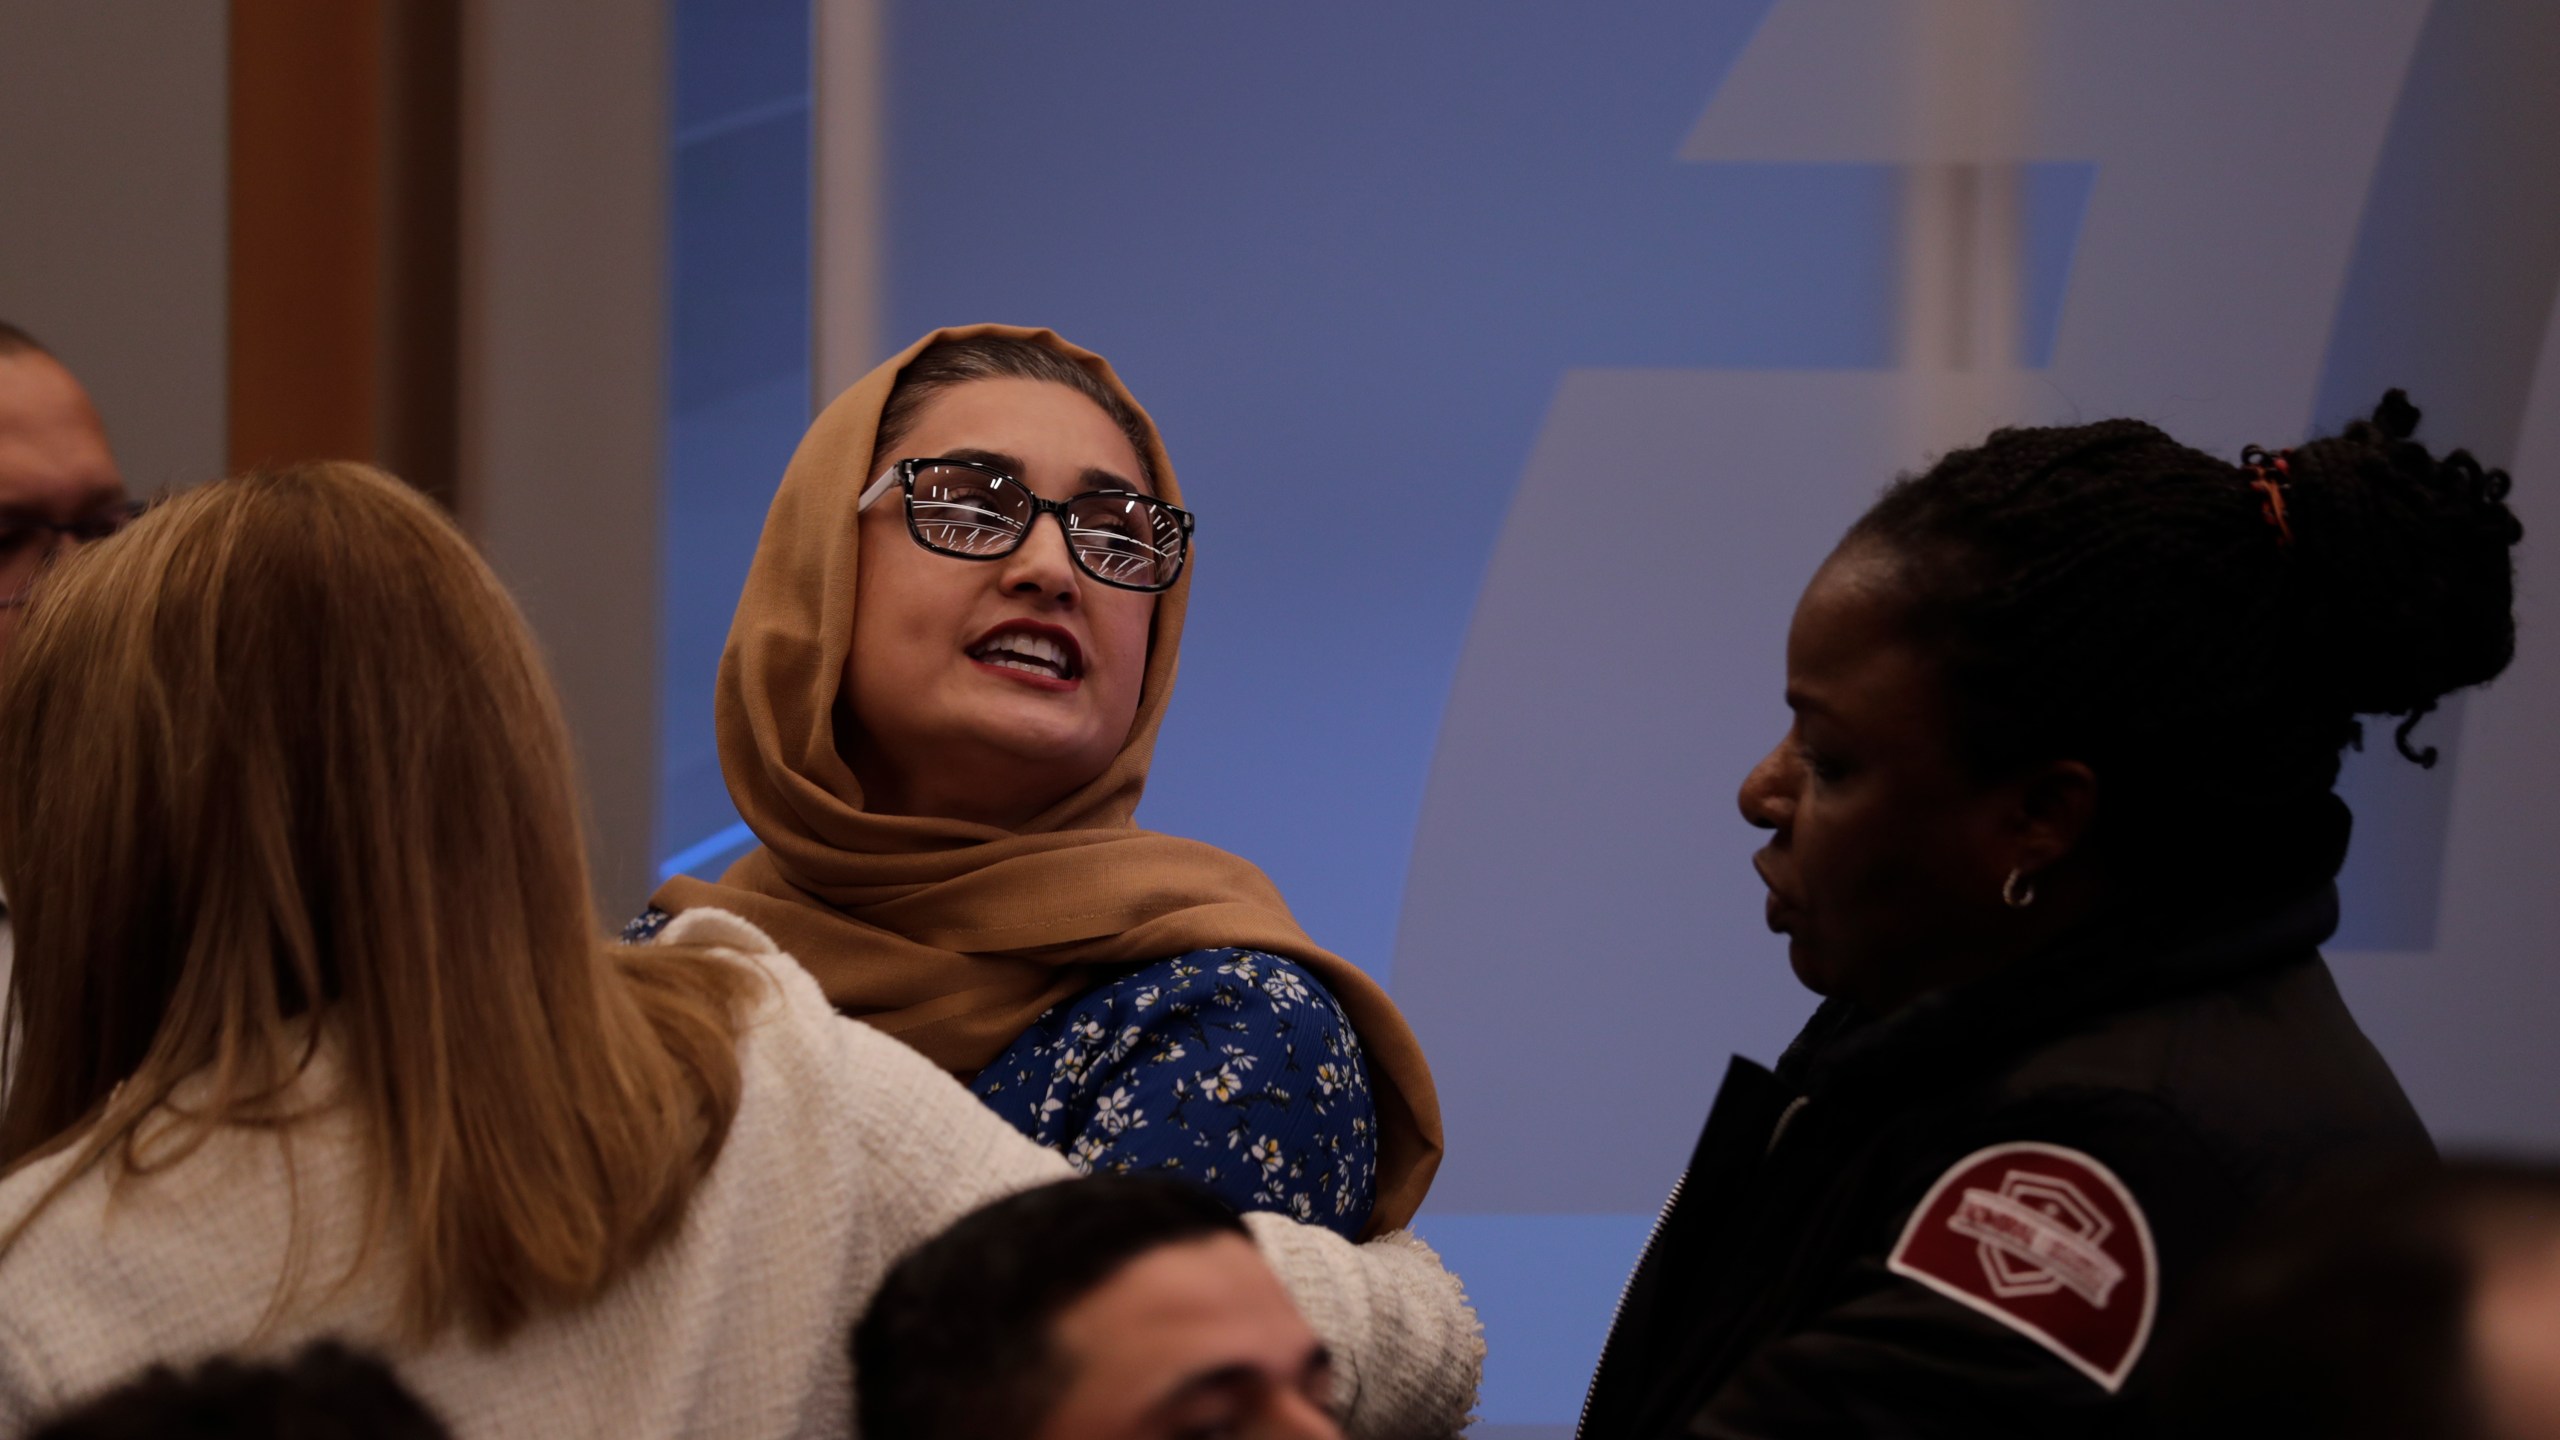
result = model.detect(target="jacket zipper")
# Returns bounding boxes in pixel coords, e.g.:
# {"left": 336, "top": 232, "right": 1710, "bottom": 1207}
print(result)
{"left": 1574, "top": 1095, "right": 1808, "bottom": 1439}
{"left": 1573, "top": 1171, "right": 1688, "bottom": 1440}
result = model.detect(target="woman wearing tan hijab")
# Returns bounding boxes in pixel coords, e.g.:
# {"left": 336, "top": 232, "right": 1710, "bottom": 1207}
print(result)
{"left": 635, "top": 326, "right": 1442, "bottom": 1238}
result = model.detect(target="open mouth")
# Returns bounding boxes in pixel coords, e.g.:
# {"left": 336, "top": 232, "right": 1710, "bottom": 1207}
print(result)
{"left": 1752, "top": 853, "right": 1798, "bottom": 928}
{"left": 967, "top": 621, "right": 1084, "bottom": 682}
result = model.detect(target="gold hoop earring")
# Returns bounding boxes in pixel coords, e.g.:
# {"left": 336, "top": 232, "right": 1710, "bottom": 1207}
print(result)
{"left": 2002, "top": 868, "right": 2037, "bottom": 910}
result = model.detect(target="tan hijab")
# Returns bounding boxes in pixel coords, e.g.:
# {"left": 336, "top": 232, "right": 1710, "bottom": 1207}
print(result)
{"left": 655, "top": 324, "right": 1442, "bottom": 1232}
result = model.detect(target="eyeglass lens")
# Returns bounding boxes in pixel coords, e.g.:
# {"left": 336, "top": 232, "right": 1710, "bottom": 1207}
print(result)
{"left": 908, "top": 463, "right": 1186, "bottom": 591}
{"left": 0, "top": 528, "right": 50, "bottom": 601}
{"left": 0, "top": 508, "right": 138, "bottom": 604}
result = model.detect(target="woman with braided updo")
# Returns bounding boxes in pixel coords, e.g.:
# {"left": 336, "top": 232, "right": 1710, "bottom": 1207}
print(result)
{"left": 1576, "top": 393, "right": 2523, "bottom": 1439}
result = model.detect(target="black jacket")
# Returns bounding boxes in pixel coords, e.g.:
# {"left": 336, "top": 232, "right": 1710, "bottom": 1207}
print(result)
{"left": 1576, "top": 884, "right": 2432, "bottom": 1439}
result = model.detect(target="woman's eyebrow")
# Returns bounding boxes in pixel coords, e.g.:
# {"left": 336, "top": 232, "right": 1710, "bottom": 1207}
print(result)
{"left": 939, "top": 446, "right": 1023, "bottom": 473}
{"left": 1079, "top": 464, "right": 1149, "bottom": 496}
{"left": 934, "top": 449, "right": 1149, "bottom": 497}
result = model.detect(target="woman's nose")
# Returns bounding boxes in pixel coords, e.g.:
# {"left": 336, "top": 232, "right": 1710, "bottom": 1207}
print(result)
{"left": 999, "top": 511, "right": 1081, "bottom": 602}
{"left": 1738, "top": 741, "right": 1794, "bottom": 832}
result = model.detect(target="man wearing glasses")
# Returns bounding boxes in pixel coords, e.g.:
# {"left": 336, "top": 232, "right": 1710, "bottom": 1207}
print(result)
{"left": 0, "top": 320, "right": 134, "bottom": 1049}
{"left": 0, "top": 323, "right": 129, "bottom": 651}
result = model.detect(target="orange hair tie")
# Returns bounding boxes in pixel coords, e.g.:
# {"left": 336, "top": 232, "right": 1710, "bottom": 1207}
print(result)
{"left": 2242, "top": 445, "right": 2294, "bottom": 547}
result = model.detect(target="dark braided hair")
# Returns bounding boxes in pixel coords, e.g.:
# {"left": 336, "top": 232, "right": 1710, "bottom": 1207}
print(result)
{"left": 1849, "top": 390, "right": 2522, "bottom": 901}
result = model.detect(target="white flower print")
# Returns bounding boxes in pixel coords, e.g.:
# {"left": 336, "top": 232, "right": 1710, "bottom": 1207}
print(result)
{"left": 1093, "top": 1087, "right": 1145, "bottom": 1136}
{"left": 960, "top": 948, "right": 1380, "bottom": 1242}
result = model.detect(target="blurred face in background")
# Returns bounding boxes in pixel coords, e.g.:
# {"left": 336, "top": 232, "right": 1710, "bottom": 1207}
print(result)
{"left": 2474, "top": 1229, "right": 2560, "bottom": 1440}
{"left": 843, "top": 377, "right": 1157, "bottom": 829}
{"left": 0, "top": 349, "right": 123, "bottom": 654}
{"left": 1035, "top": 1234, "right": 1341, "bottom": 1440}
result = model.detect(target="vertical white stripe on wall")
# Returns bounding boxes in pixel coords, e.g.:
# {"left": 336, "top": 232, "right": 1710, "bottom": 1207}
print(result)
{"left": 813, "top": 0, "right": 885, "bottom": 406}
{"left": 1898, "top": 1, "right": 2030, "bottom": 369}
{"left": 1891, "top": 1, "right": 2036, "bottom": 458}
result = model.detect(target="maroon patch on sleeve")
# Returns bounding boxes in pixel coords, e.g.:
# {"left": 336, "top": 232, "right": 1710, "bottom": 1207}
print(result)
{"left": 1885, "top": 1141, "right": 2159, "bottom": 1392}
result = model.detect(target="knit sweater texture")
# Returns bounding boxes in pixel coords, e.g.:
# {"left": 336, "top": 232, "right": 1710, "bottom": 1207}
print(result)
{"left": 0, "top": 909, "right": 1480, "bottom": 1438}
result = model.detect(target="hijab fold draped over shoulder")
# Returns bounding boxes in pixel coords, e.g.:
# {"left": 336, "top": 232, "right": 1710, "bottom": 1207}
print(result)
{"left": 654, "top": 324, "right": 1443, "bottom": 1232}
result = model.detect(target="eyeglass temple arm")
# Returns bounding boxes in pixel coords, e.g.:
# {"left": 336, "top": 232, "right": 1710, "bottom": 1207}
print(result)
{"left": 855, "top": 465, "right": 901, "bottom": 512}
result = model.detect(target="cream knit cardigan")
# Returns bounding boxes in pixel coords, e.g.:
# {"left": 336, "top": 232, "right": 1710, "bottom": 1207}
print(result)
{"left": 0, "top": 909, "right": 1480, "bottom": 1438}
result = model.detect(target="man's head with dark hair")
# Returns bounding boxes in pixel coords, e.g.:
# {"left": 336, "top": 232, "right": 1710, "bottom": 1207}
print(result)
{"left": 856, "top": 1176, "right": 1341, "bottom": 1440}
{"left": 0, "top": 320, "right": 125, "bottom": 651}
{"left": 2156, "top": 1160, "right": 2560, "bottom": 1440}
{"left": 28, "top": 1341, "right": 450, "bottom": 1440}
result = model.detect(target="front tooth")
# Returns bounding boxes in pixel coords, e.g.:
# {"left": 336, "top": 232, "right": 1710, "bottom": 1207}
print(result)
{"left": 1024, "top": 635, "right": 1063, "bottom": 668}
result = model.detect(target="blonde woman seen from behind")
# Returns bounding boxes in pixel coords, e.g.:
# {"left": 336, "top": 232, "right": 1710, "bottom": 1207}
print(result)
{"left": 0, "top": 465, "right": 1478, "bottom": 1439}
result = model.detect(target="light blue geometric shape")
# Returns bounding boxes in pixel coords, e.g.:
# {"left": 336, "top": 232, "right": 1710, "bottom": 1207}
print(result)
{"left": 656, "top": 820, "right": 757, "bottom": 885}
{"left": 2018, "top": 162, "right": 2096, "bottom": 368}
{"left": 1413, "top": 1213, "right": 1656, "bottom": 1427}
{"left": 2313, "top": 0, "right": 2560, "bottom": 951}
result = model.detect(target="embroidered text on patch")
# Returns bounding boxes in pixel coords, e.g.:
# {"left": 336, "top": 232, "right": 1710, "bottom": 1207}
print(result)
{"left": 1886, "top": 1141, "right": 2158, "bottom": 1392}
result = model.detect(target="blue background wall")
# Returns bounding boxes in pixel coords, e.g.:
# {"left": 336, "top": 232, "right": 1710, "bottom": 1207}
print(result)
{"left": 661, "top": 0, "right": 811, "bottom": 879}
{"left": 661, "top": 4, "right": 2560, "bottom": 1430}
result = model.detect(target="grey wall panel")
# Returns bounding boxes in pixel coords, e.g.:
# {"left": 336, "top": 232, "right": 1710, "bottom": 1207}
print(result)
{"left": 458, "top": 0, "right": 666, "bottom": 916}
{"left": 0, "top": 1, "right": 227, "bottom": 495}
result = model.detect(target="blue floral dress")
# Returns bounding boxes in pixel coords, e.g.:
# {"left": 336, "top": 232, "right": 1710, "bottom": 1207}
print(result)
{"left": 623, "top": 913, "right": 1379, "bottom": 1239}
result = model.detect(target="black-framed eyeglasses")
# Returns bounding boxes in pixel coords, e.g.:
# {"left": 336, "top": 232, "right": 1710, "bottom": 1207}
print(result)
{"left": 0, "top": 500, "right": 145, "bottom": 608}
{"left": 857, "top": 457, "right": 1194, "bottom": 593}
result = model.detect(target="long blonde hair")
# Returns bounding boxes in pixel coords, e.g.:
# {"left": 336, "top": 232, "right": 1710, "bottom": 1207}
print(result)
{"left": 0, "top": 461, "right": 749, "bottom": 1341}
